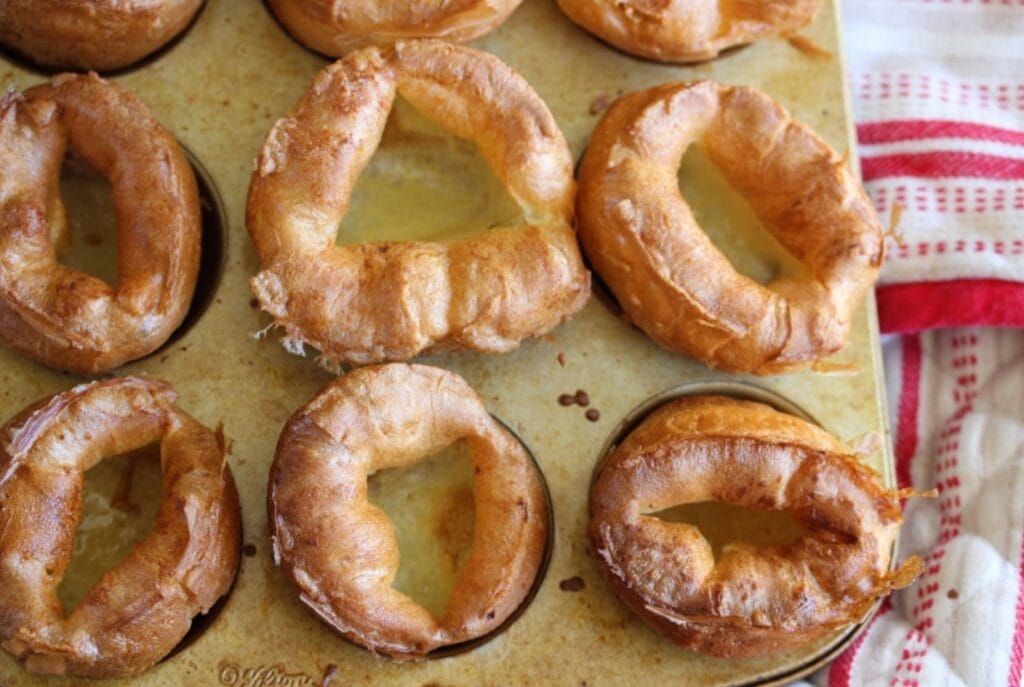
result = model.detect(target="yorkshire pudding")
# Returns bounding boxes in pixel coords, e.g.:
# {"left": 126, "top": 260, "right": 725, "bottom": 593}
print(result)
{"left": 557, "top": 0, "right": 822, "bottom": 62}
{"left": 268, "top": 363, "right": 549, "bottom": 658}
{"left": 0, "top": 1, "right": 204, "bottom": 72}
{"left": 589, "top": 395, "right": 920, "bottom": 657}
{"left": 267, "top": 0, "right": 524, "bottom": 56}
{"left": 0, "top": 73, "right": 201, "bottom": 374}
{"left": 0, "top": 377, "right": 240, "bottom": 678}
{"left": 248, "top": 40, "right": 589, "bottom": 367}
{"left": 576, "top": 81, "right": 884, "bottom": 374}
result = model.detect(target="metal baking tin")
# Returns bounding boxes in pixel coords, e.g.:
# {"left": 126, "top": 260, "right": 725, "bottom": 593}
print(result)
{"left": 0, "top": 1, "right": 892, "bottom": 685}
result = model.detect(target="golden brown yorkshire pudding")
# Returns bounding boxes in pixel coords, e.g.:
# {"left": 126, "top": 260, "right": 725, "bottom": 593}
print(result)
{"left": 577, "top": 81, "right": 884, "bottom": 375}
{"left": 247, "top": 40, "right": 590, "bottom": 367}
{"left": 0, "top": 1, "right": 204, "bottom": 72}
{"left": 557, "top": 0, "right": 822, "bottom": 63}
{"left": 268, "top": 363, "right": 549, "bottom": 658}
{"left": 267, "top": 0, "right": 524, "bottom": 56}
{"left": 0, "top": 73, "right": 201, "bottom": 374}
{"left": 0, "top": 377, "right": 240, "bottom": 678}
{"left": 589, "top": 395, "right": 920, "bottom": 658}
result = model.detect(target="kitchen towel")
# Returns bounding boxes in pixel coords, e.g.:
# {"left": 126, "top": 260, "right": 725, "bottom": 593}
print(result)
{"left": 844, "top": 0, "right": 1024, "bottom": 333}
{"left": 808, "top": 2, "right": 1024, "bottom": 686}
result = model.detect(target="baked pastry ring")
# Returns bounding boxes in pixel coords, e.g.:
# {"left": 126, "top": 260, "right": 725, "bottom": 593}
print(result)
{"left": 267, "top": 0, "right": 524, "bottom": 56}
{"left": 589, "top": 395, "right": 920, "bottom": 658}
{"left": 0, "top": 1, "right": 204, "bottom": 72}
{"left": 557, "top": 0, "right": 822, "bottom": 63}
{"left": 577, "top": 81, "right": 884, "bottom": 375}
{"left": 248, "top": 40, "right": 589, "bottom": 367}
{"left": 0, "top": 377, "right": 241, "bottom": 678}
{"left": 0, "top": 73, "right": 201, "bottom": 375}
{"left": 268, "top": 363, "right": 549, "bottom": 658}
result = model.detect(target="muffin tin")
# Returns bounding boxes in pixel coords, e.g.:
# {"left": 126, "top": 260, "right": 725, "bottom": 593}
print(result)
{"left": 0, "top": 1, "right": 893, "bottom": 685}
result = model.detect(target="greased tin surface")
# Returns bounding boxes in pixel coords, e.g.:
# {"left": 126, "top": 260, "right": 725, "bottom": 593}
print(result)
{"left": 0, "top": 2, "right": 891, "bottom": 685}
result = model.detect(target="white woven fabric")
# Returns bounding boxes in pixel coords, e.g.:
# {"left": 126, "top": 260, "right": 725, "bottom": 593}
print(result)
{"left": 843, "top": 0, "right": 1024, "bottom": 286}
{"left": 812, "top": 331, "right": 1024, "bottom": 687}
{"left": 808, "top": 2, "right": 1024, "bottom": 685}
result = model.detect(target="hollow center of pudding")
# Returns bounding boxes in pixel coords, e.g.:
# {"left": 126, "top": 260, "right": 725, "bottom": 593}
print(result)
{"left": 336, "top": 96, "right": 524, "bottom": 246}
{"left": 56, "top": 156, "right": 119, "bottom": 288}
{"left": 677, "top": 145, "right": 807, "bottom": 286}
{"left": 58, "top": 442, "right": 162, "bottom": 614}
{"left": 367, "top": 440, "right": 476, "bottom": 620}
{"left": 649, "top": 500, "right": 809, "bottom": 561}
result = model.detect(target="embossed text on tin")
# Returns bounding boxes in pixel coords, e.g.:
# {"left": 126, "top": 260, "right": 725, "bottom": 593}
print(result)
{"left": 218, "top": 661, "right": 316, "bottom": 687}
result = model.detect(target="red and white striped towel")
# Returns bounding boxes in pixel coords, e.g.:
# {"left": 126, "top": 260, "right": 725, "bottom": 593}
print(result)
{"left": 802, "top": 2, "right": 1024, "bottom": 686}
{"left": 814, "top": 331, "right": 1024, "bottom": 687}
{"left": 845, "top": 0, "right": 1024, "bottom": 333}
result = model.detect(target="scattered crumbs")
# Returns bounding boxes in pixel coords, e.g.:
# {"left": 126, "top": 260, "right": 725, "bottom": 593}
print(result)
{"left": 179, "top": 345, "right": 190, "bottom": 352}
{"left": 321, "top": 664, "right": 338, "bottom": 686}
{"left": 559, "top": 576, "right": 585, "bottom": 592}
{"left": 787, "top": 35, "right": 834, "bottom": 61}
{"left": 810, "top": 359, "right": 861, "bottom": 376}
{"left": 557, "top": 351, "right": 566, "bottom": 367}
{"left": 560, "top": 390, "right": 592, "bottom": 407}
{"left": 160, "top": 355, "right": 169, "bottom": 364}
{"left": 887, "top": 202, "right": 907, "bottom": 247}
{"left": 589, "top": 94, "right": 611, "bottom": 115}
{"left": 585, "top": 409, "right": 601, "bottom": 422}
{"left": 110, "top": 459, "right": 140, "bottom": 515}
{"left": 83, "top": 233, "right": 102, "bottom": 246}
{"left": 947, "top": 589, "right": 959, "bottom": 600}
{"left": 243, "top": 544, "right": 257, "bottom": 558}
{"left": 249, "top": 297, "right": 260, "bottom": 309}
